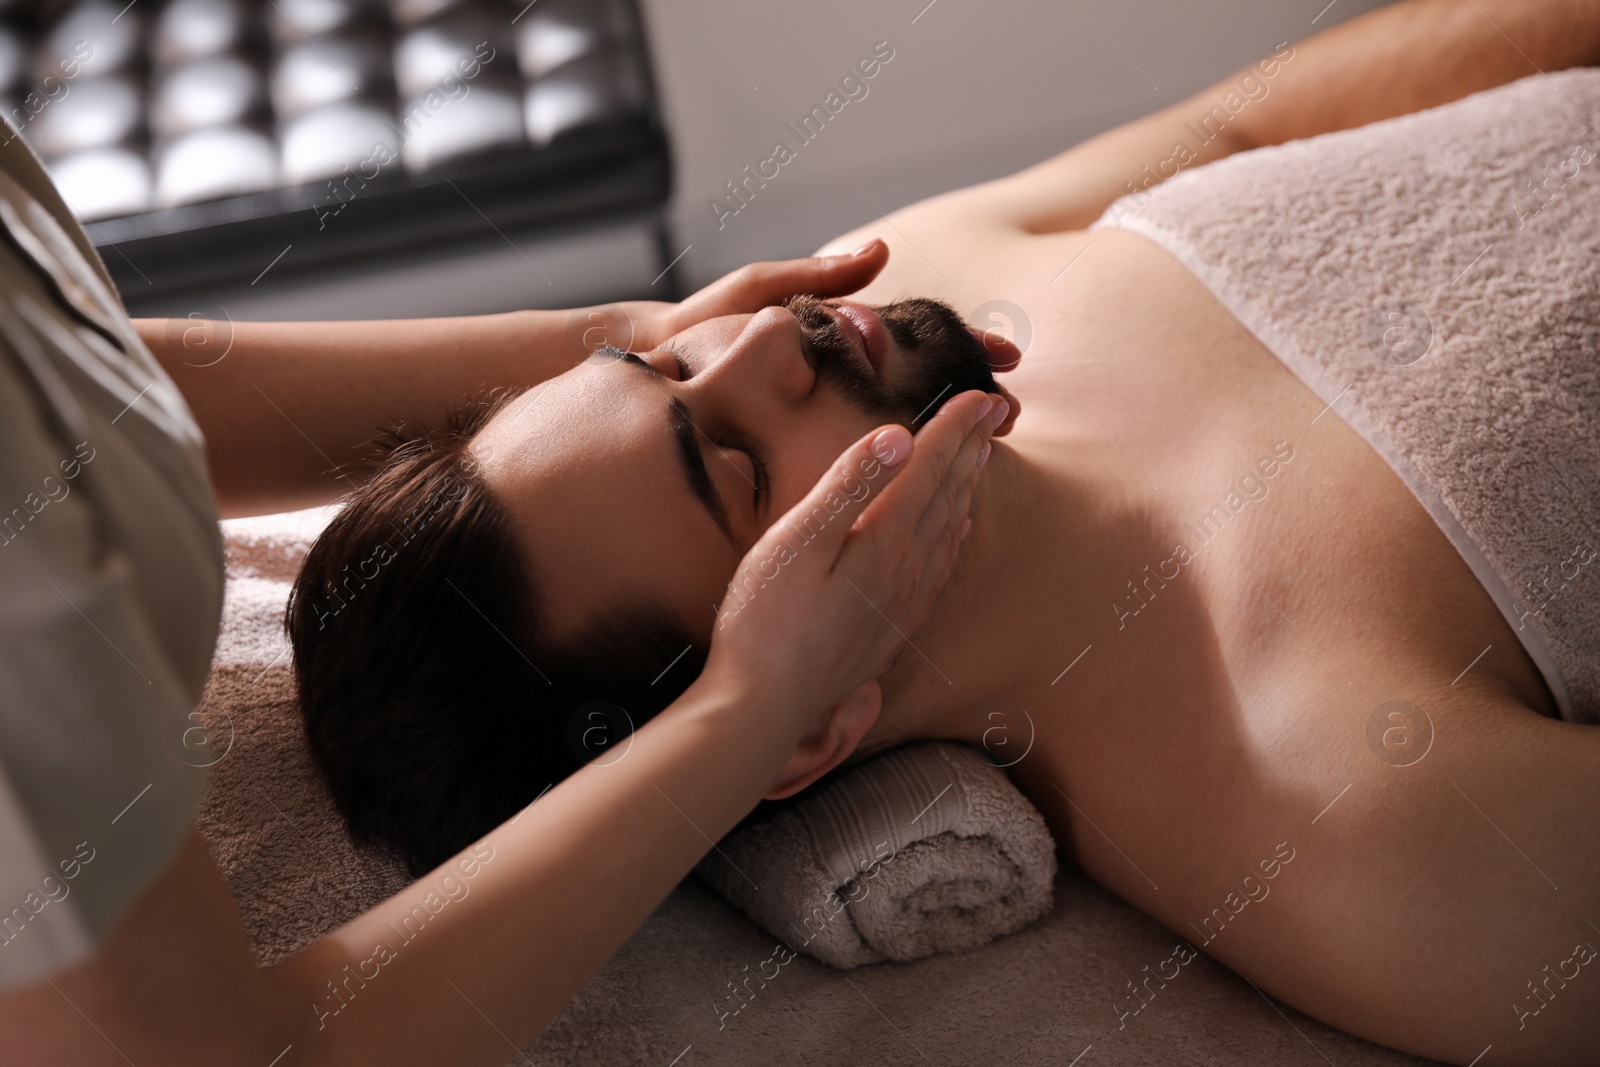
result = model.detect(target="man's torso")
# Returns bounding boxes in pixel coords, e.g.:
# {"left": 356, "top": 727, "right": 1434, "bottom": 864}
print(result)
{"left": 832, "top": 209, "right": 1568, "bottom": 1029}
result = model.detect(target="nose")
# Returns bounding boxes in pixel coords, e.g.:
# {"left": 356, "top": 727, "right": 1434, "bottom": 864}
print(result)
{"left": 691, "top": 305, "right": 816, "bottom": 402}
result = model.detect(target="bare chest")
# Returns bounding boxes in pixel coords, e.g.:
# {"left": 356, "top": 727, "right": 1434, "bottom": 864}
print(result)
{"left": 861, "top": 224, "right": 1555, "bottom": 911}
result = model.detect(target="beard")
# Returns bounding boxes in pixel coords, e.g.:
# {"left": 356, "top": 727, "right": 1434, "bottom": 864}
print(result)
{"left": 783, "top": 294, "right": 998, "bottom": 429}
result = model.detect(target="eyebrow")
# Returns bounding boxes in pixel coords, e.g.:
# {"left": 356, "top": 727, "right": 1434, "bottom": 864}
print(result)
{"left": 612, "top": 350, "right": 735, "bottom": 544}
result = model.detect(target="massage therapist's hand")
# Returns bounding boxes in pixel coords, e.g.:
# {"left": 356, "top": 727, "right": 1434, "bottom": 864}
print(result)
{"left": 567, "top": 241, "right": 1022, "bottom": 435}
{"left": 566, "top": 239, "right": 892, "bottom": 357}
{"left": 700, "top": 388, "right": 1001, "bottom": 797}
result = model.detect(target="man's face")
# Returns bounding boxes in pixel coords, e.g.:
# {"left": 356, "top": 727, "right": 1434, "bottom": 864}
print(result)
{"left": 472, "top": 296, "right": 1001, "bottom": 650}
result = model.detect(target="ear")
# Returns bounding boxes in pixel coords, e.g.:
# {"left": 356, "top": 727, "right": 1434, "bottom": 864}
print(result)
{"left": 762, "top": 680, "right": 882, "bottom": 800}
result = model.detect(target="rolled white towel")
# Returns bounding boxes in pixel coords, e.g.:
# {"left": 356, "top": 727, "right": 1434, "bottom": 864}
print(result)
{"left": 694, "top": 741, "right": 1058, "bottom": 969}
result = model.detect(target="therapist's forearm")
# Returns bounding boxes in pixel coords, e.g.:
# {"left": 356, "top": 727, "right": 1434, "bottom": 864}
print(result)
{"left": 25, "top": 670, "right": 802, "bottom": 1067}
{"left": 270, "top": 668, "right": 797, "bottom": 1066}
{"left": 2, "top": 385, "right": 972, "bottom": 1067}
{"left": 134, "top": 312, "right": 574, "bottom": 518}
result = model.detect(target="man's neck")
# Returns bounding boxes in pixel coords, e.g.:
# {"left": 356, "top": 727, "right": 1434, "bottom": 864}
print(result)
{"left": 868, "top": 436, "right": 1172, "bottom": 756}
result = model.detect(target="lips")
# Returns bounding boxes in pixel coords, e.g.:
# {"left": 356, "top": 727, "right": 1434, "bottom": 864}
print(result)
{"left": 829, "top": 300, "right": 889, "bottom": 377}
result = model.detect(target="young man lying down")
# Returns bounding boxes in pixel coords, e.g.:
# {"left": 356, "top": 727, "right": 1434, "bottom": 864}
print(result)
{"left": 282, "top": 1, "right": 1600, "bottom": 1063}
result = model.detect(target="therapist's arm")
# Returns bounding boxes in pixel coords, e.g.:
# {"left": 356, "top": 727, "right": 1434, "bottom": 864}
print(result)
{"left": 894, "top": 0, "right": 1600, "bottom": 236}
{"left": 134, "top": 244, "right": 888, "bottom": 518}
{"left": 0, "top": 388, "right": 999, "bottom": 1067}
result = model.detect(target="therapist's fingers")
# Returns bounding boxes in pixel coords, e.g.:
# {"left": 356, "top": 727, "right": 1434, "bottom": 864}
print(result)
{"left": 751, "top": 388, "right": 988, "bottom": 582}
{"left": 970, "top": 325, "right": 1024, "bottom": 372}
{"left": 990, "top": 383, "right": 1020, "bottom": 436}
{"left": 670, "top": 240, "right": 889, "bottom": 326}
{"left": 843, "top": 390, "right": 993, "bottom": 569}
{"left": 704, "top": 391, "right": 994, "bottom": 719}
{"left": 750, "top": 413, "right": 912, "bottom": 582}
{"left": 917, "top": 428, "right": 986, "bottom": 598}
{"left": 908, "top": 397, "right": 994, "bottom": 558}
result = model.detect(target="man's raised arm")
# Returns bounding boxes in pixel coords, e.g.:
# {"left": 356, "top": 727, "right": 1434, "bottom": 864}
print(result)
{"left": 979, "top": 0, "right": 1600, "bottom": 234}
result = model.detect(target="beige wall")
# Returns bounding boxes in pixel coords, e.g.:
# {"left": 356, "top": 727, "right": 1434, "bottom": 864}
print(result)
{"left": 644, "top": 0, "right": 1393, "bottom": 288}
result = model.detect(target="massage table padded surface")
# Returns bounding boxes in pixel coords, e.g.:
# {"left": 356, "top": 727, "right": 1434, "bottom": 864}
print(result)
{"left": 200, "top": 510, "right": 1442, "bottom": 1066}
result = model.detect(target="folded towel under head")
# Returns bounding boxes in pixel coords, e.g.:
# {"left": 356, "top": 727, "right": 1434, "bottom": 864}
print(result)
{"left": 694, "top": 741, "right": 1058, "bottom": 969}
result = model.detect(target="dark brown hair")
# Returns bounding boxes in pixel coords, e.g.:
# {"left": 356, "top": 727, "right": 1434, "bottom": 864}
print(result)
{"left": 286, "top": 389, "right": 705, "bottom": 877}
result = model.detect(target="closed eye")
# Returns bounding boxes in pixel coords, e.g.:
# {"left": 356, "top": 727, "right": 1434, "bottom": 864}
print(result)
{"left": 661, "top": 343, "right": 692, "bottom": 380}
{"left": 646, "top": 345, "right": 765, "bottom": 510}
{"left": 722, "top": 428, "right": 769, "bottom": 514}
{"left": 602, "top": 344, "right": 768, "bottom": 516}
